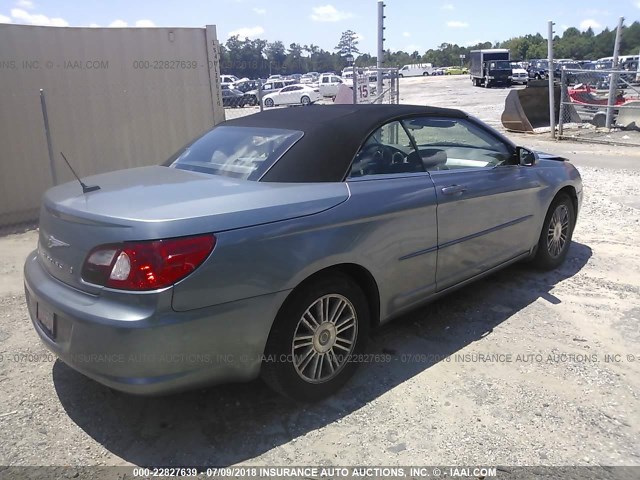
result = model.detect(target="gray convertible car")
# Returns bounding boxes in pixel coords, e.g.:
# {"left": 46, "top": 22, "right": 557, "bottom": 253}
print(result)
{"left": 25, "top": 104, "right": 582, "bottom": 401}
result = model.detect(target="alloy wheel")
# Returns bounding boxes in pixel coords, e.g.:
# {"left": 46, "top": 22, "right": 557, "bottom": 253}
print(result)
{"left": 291, "top": 294, "right": 357, "bottom": 384}
{"left": 547, "top": 204, "right": 570, "bottom": 258}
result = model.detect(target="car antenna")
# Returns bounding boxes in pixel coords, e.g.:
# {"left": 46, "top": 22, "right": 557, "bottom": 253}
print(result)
{"left": 59, "top": 152, "right": 100, "bottom": 193}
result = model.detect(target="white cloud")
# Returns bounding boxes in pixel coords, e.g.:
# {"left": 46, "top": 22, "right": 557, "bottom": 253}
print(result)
{"left": 446, "top": 20, "right": 468, "bottom": 28}
{"left": 253, "top": 7, "right": 266, "bottom": 15}
{"left": 16, "top": 0, "right": 34, "bottom": 9}
{"left": 108, "top": 19, "right": 128, "bottom": 27}
{"left": 88, "top": 23, "right": 100, "bottom": 28}
{"left": 228, "top": 26, "right": 265, "bottom": 38}
{"left": 441, "top": 3, "right": 454, "bottom": 10}
{"left": 585, "top": 8, "right": 609, "bottom": 16}
{"left": 135, "top": 19, "right": 155, "bottom": 27}
{"left": 0, "top": 14, "right": 12, "bottom": 23}
{"left": 579, "top": 19, "right": 601, "bottom": 30}
{"left": 402, "top": 31, "right": 411, "bottom": 37}
{"left": 310, "top": 5, "right": 353, "bottom": 22}
{"left": 635, "top": 0, "right": 640, "bottom": 8}
{"left": 10, "top": 8, "right": 68, "bottom": 26}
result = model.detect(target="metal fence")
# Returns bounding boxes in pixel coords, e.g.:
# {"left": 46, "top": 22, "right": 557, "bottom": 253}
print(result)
{"left": 558, "top": 68, "right": 640, "bottom": 146}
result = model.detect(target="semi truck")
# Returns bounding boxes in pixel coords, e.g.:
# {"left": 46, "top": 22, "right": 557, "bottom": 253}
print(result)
{"left": 470, "top": 49, "right": 512, "bottom": 88}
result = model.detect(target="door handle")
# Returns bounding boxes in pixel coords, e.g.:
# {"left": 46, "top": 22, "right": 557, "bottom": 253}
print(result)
{"left": 441, "top": 185, "right": 467, "bottom": 196}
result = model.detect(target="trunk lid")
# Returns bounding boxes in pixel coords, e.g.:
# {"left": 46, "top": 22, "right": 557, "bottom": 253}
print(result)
{"left": 38, "top": 166, "right": 349, "bottom": 292}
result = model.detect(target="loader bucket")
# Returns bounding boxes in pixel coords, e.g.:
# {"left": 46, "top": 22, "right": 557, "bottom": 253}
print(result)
{"left": 333, "top": 84, "right": 355, "bottom": 104}
{"left": 501, "top": 81, "right": 562, "bottom": 132}
{"left": 615, "top": 101, "right": 640, "bottom": 130}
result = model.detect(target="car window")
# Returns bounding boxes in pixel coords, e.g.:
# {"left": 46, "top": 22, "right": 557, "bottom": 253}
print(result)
{"left": 280, "top": 86, "right": 292, "bottom": 92}
{"left": 348, "top": 121, "right": 423, "bottom": 178}
{"left": 164, "top": 126, "right": 304, "bottom": 180}
{"left": 402, "top": 117, "right": 513, "bottom": 170}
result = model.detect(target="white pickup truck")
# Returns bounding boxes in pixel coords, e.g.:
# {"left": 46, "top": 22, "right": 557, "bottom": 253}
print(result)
{"left": 318, "top": 74, "right": 344, "bottom": 97}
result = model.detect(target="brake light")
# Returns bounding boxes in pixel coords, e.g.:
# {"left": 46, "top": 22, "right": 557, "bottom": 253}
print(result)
{"left": 82, "top": 234, "right": 215, "bottom": 291}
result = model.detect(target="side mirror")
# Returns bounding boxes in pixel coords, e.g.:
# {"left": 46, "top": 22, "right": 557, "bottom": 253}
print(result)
{"left": 516, "top": 146, "right": 537, "bottom": 166}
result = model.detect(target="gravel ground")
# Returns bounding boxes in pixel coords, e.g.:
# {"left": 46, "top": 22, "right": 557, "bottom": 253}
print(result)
{"left": 1, "top": 76, "right": 639, "bottom": 473}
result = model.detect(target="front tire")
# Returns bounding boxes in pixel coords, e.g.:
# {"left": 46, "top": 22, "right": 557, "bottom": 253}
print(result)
{"left": 301, "top": 95, "right": 311, "bottom": 106}
{"left": 261, "top": 273, "right": 370, "bottom": 402}
{"left": 532, "top": 193, "right": 575, "bottom": 270}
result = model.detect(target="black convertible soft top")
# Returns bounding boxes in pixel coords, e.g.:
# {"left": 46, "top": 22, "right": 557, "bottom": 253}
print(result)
{"left": 223, "top": 104, "right": 468, "bottom": 182}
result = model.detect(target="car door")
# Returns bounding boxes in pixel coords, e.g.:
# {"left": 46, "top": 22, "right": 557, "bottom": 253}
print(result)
{"left": 402, "top": 116, "right": 541, "bottom": 291}
{"left": 286, "top": 86, "right": 303, "bottom": 104}
{"left": 275, "top": 86, "right": 292, "bottom": 104}
{"left": 346, "top": 120, "right": 438, "bottom": 318}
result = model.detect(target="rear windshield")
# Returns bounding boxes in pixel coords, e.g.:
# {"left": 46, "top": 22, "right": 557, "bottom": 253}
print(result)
{"left": 164, "top": 126, "right": 303, "bottom": 180}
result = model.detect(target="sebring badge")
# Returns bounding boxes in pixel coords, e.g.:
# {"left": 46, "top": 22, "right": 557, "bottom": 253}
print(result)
{"left": 47, "top": 235, "right": 70, "bottom": 249}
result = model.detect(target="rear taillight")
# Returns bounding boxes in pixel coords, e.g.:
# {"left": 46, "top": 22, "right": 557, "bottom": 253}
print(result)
{"left": 81, "top": 234, "right": 215, "bottom": 291}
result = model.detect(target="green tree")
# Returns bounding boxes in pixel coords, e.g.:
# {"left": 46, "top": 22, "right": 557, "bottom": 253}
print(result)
{"left": 335, "top": 30, "right": 361, "bottom": 58}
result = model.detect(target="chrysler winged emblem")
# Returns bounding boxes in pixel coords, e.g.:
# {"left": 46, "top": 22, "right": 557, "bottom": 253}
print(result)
{"left": 47, "top": 234, "right": 70, "bottom": 249}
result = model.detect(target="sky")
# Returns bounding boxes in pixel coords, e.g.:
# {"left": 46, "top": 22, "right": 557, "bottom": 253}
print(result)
{"left": 1, "top": 0, "right": 639, "bottom": 54}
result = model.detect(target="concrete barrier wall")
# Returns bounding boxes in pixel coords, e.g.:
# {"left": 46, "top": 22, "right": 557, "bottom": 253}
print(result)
{"left": 0, "top": 24, "right": 224, "bottom": 227}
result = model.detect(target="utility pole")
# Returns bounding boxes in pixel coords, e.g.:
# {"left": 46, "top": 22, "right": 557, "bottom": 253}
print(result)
{"left": 547, "top": 21, "right": 555, "bottom": 139}
{"left": 377, "top": 1, "right": 385, "bottom": 103}
{"left": 606, "top": 17, "right": 624, "bottom": 129}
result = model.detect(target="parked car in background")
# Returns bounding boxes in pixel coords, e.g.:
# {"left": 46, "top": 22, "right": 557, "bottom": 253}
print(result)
{"left": 398, "top": 63, "right": 434, "bottom": 77}
{"left": 433, "top": 67, "right": 446, "bottom": 76}
{"left": 300, "top": 73, "right": 317, "bottom": 84}
{"left": 527, "top": 60, "right": 550, "bottom": 80}
{"left": 244, "top": 79, "right": 297, "bottom": 106}
{"left": 318, "top": 73, "right": 343, "bottom": 97}
{"left": 263, "top": 84, "right": 321, "bottom": 107}
{"left": 233, "top": 79, "right": 261, "bottom": 93}
{"left": 510, "top": 66, "right": 529, "bottom": 85}
{"left": 221, "top": 88, "right": 249, "bottom": 108}
{"left": 25, "top": 104, "right": 582, "bottom": 401}
{"left": 555, "top": 62, "right": 583, "bottom": 85}
{"left": 444, "top": 66, "right": 469, "bottom": 75}
{"left": 220, "top": 74, "right": 239, "bottom": 86}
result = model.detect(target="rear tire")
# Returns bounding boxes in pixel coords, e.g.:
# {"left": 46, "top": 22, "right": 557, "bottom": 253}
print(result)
{"left": 423, "top": 72, "right": 430, "bottom": 76}
{"left": 264, "top": 98, "right": 275, "bottom": 108}
{"left": 261, "top": 273, "right": 370, "bottom": 402}
{"left": 532, "top": 193, "right": 575, "bottom": 270}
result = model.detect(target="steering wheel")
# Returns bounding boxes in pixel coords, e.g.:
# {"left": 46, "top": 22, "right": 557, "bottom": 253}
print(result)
{"left": 382, "top": 145, "right": 408, "bottom": 165}
{"left": 354, "top": 143, "right": 410, "bottom": 175}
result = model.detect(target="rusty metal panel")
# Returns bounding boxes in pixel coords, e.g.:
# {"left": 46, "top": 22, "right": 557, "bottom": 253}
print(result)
{"left": 0, "top": 24, "right": 223, "bottom": 227}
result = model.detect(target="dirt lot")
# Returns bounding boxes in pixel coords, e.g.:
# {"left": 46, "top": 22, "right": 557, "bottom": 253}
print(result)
{"left": 1, "top": 75, "right": 639, "bottom": 472}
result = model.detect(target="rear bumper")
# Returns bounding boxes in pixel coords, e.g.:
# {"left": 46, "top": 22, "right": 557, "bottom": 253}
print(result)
{"left": 24, "top": 251, "right": 289, "bottom": 395}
